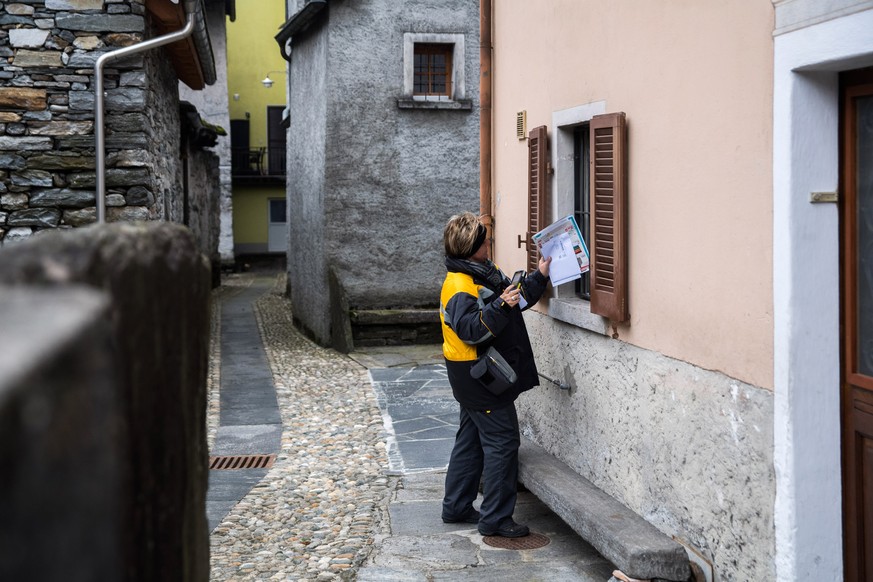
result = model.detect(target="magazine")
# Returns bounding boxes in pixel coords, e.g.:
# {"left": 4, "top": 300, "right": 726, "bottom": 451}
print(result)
{"left": 531, "top": 215, "right": 590, "bottom": 286}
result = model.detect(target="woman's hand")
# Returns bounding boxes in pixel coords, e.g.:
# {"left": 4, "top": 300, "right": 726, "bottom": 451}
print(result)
{"left": 500, "top": 284, "right": 522, "bottom": 309}
{"left": 538, "top": 256, "right": 552, "bottom": 277}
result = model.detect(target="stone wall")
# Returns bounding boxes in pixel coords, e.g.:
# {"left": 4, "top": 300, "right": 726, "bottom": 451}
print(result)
{"left": 0, "top": 0, "right": 222, "bottom": 273}
{"left": 0, "top": 222, "right": 211, "bottom": 582}
{"left": 179, "top": 1, "right": 234, "bottom": 266}
{"left": 521, "top": 310, "right": 776, "bottom": 580}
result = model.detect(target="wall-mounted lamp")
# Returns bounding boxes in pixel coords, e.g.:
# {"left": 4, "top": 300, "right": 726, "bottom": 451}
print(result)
{"left": 261, "top": 70, "right": 286, "bottom": 88}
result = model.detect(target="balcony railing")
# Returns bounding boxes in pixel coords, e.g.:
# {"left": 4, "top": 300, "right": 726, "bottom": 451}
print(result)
{"left": 231, "top": 147, "right": 286, "bottom": 178}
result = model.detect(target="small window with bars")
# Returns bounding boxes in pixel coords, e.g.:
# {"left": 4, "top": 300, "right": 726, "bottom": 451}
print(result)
{"left": 414, "top": 43, "right": 453, "bottom": 97}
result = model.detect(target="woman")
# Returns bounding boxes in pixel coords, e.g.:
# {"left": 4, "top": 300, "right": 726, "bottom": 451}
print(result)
{"left": 439, "top": 211, "right": 551, "bottom": 538}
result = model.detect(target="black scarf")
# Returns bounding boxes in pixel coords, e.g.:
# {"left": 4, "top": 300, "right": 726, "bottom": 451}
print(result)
{"left": 445, "top": 256, "right": 505, "bottom": 291}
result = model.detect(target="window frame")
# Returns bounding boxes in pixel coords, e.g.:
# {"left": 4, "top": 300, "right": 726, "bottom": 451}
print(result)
{"left": 400, "top": 33, "right": 470, "bottom": 109}
{"left": 413, "top": 43, "right": 453, "bottom": 98}
{"left": 549, "top": 102, "right": 610, "bottom": 335}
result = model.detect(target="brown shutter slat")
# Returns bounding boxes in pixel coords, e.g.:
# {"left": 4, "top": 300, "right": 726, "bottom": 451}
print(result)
{"left": 589, "top": 112, "right": 628, "bottom": 322}
{"left": 527, "top": 125, "right": 549, "bottom": 272}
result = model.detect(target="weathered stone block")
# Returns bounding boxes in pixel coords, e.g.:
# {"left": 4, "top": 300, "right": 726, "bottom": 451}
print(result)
{"left": 0, "top": 14, "right": 31, "bottom": 26}
{"left": 11, "top": 169, "right": 52, "bottom": 187}
{"left": 8, "top": 208, "right": 61, "bottom": 228}
{"left": 106, "top": 87, "right": 147, "bottom": 111}
{"left": 0, "top": 194, "right": 28, "bottom": 211}
{"left": 46, "top": 0, "right": 105, "bottom": 9}
{"left": 0, "top": 136, "right": 52, "bottom": 151}
{"left": 27, "top": 152, "right": 94, "bottom": 171}
{"left": 106, "top": 193, "right": 125, "bottom": 207}
{"left": 108, "top": 205, "right": 149, "bottom": 222}
{"left": 0, "top": 154, "right": 26, "bottom": 170}
{"left": 125, "top": 185, "right": 154, "bottom": 206}
{"left": 29, "top": 120, "right": 93, "bottom": 135}
{"left": 0, "top": 112, "right": 22, "bottom": 123}
{"left": 105, "top": 32, "right": 142, "bottom": 47}
{"left": 0, "top": 87, "right": 47, "bottom": 111}
{"left": 2, "top": 226, "right": 31, "bottom": 242}
{"left": 63, "top": 207, "right": 96, "bottom": 226}
{"left": 30, "top": 188, "right": 95, "bottom": 208}
{"left": 67, "top": 89, "right": 94, "bottom": 111}
{"left": 9, "top": 29, "right": 49, "bottom": 48}
{"left": 68, "top": 168, "right": 150, "bottom": 188}
{"left": 107, "top": 112, "right": 149, "bottom": 133}
{"left": 55, "top": 14, "right": 143, "bottom": 32}
{"left": 12, "top": 49, "right": 63, "bottom": 68}
{"left": 73, "top": 35, "right": 102, "bottom": 50}
{"left": 109, "top": 149, "right": 150, "bottom": 167}
{"left": 5, "top": 4, "right": 36, "bottom": 15}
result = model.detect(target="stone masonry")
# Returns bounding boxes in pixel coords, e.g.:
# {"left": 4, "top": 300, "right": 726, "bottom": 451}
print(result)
{"left": 0, "top": 0, "right": 222, "bottom": 266}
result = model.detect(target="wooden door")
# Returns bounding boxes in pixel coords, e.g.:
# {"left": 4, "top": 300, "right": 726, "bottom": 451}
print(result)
{"left": 267, "top": 106, "right": 286, "bottom": 176}
{"left": 841, "top": 68, "right": 873, "bottom": 582}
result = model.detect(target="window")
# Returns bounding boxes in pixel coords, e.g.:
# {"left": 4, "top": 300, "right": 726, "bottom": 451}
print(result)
{"left": 414, "top": 43, "right": 452, "bottom": 97}
{"left": 536, "top": 103, "right": 628, "bottom": 332}
{"left": 399, "top": 33, "right": 471, "bottom": 110}
{"left": 573, "top": 125, "right": 591, "bottom": 300}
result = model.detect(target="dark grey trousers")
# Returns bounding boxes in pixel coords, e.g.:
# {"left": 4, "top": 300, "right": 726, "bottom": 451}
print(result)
{"left": 441, "top": 404, "right": 520, "bottom": 532}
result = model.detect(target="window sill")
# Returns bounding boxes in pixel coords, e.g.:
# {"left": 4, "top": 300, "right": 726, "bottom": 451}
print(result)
{"left": 548, "top": 296, "right": 609, "bottom": 336}
{"left": 397, "top": 97, "right": 473, "bottom": 110}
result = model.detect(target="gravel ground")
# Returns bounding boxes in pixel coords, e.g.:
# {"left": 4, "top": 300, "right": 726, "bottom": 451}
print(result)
{"left": 207, "top": 272, "right": 395, "bottom": 581}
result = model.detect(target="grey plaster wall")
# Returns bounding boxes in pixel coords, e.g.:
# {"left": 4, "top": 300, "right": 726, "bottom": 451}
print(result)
{"left": 324, "top": 0, "right": 479, "bottom": 309}
{"left": 287, "top": 16, "right": 330, "bottom": 344}
{"left": 180, "top": 1, "right": 234, "bottom": 265}
{"left": 520, "top": 311, "right": 776, "bottom": 581}
{"left": 285, "top": 0, "right": 479, "bottom": 346}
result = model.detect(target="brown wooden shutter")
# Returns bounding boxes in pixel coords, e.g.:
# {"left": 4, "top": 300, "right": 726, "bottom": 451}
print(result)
{"left": 589, "top": 112, "right": 628, "bottom": 322}
{"left": 527, "top": 125, "right": 548, "bottom": 272}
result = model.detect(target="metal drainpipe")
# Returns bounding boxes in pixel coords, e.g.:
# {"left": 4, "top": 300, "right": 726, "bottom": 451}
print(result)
{"left": 94, "top": 15, "right": 195, "bottom": 223}
{"left": 479, "top": 0, "right": 493, "bottom": 245}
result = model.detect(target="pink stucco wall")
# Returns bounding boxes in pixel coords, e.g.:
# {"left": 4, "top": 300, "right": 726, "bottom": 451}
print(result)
{"left": 491, "top": 0, "right": 775, "bottom": 389}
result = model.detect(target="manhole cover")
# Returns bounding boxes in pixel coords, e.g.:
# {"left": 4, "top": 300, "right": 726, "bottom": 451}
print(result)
{"left": 482, "top": 532, "right": 550, "bottom": 550}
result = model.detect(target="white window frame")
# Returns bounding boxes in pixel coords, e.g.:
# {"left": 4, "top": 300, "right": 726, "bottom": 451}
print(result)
{"left": 548, "top": 101, "right": 610, "bottom": 335}
{"left": 402, "top": 33, "right": 465, "bottom": 102}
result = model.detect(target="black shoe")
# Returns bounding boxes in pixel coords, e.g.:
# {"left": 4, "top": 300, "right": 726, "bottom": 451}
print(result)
{"left": 479, "top": 519, "right": 529, "bottom": 538}
{"left": 442, "top": 509, "right": 481, "bottom": 524}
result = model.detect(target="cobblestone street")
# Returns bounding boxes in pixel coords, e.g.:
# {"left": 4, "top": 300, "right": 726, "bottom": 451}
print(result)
{"left": 204, "top": 270, "right": 616, "bottom": 582}
{"left": 207, "top": 272, "right": 394, "bottom": 580}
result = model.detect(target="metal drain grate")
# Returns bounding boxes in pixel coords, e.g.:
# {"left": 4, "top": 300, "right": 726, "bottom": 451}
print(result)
{"left": 482, "top": 532, "right": 550, "bottom": 550}
{"left": 209, "top": 454, "right": 276, "bottom": 470}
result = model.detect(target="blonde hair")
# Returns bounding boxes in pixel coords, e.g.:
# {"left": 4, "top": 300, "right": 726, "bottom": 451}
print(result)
{"left": 444, "top": 212, "right": 482, "bottom": 258}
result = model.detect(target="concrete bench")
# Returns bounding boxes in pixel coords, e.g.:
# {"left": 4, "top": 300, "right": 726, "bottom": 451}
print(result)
{"left": 518, "top": 437, "right": 691, "bottom": 581}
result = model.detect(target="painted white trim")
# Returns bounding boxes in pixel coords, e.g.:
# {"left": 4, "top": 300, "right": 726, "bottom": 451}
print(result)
{"left": 402, "top": 33, "right": 466, "bottom": 100}
{"left": 544, "top": 102, "right": 609, "bottom": 335}
{"left": 773, "top": 8, "right": 873, "bottom": 581}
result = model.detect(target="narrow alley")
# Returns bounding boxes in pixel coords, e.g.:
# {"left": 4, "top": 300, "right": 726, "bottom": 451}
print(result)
{"left": 206, "top": 267, "right": 616, "bottom": 580}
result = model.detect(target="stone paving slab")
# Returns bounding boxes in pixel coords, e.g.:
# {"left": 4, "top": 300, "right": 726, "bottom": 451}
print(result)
{"left": 206, "top": 469, "right": 270, "bottom": 531}
{"left": 210, "top": 424, "right": 282, "bottom": 456}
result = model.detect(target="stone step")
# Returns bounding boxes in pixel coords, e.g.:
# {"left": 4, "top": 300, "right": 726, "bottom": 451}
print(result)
{"left": 518, "top": 437, "right": 691, "bottom": 582}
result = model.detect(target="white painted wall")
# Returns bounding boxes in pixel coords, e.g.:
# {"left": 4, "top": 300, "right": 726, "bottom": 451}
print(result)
{"left": 772, "top": 7, "right": 873, "bottom": 581}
